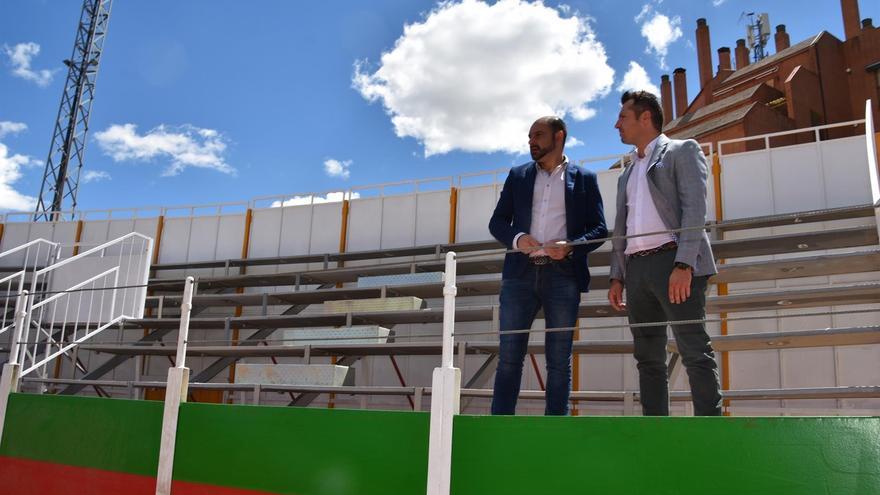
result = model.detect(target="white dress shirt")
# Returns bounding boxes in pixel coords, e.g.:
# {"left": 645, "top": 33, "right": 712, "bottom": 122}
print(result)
{"left": 624, "top": 136, "right": 675, "bottom": 255}
{"left": 514, "top": 157, "right": 568, "bottom": 256}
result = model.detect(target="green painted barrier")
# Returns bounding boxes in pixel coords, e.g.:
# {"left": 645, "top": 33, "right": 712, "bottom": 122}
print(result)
{"left": 1, "top": 394, "right": 878, "bottom": 494}
{"left": 0, "top": 393, "right": 163, "bottom": 476}
{"left": 173, "top": 402, "right": 430, "bottom": 494}
{"left": 451, "top": 415, "right": 880, "bottom": 494}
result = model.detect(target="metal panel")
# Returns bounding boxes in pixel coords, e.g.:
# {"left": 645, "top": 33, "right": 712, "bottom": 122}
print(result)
{"left": 157, "top": 217, "right": 194, "bottom": 281}
{"left": 456, "top": 185, "right": 497, "bottom": 242}
{"left": 820, "top": 135, "right": 872, "bottom": 208}
{"left": 212, "top": 214, "right": 246, "bottom": 277}
{"left": 346, "top": 197, "right": 382, "bottom": 253}
{"left": 248, "top": 208, "right": 283, "bottom": 259}
{"left": 416, "top": 190, "right": 449, "bottom": 246}
{"left": 278, "top": 205, "right": 315, "bottom": 258}
{"left": 381, "top": 195, "right": 417, "bottom": 249}
{"left": 358, "top": 272, "right": 443, "bottom": 287}
{"left": 596, "top": 169, "right": 620, "bottom": 228}
{"left": 0, "top": 224, "right": 31, "bottom": 255}
{"left": 234, "top": 363, "right": 354, "bottom": 386}
{"left": 769, "top": 144, "right": 825, "bottom": 214}
{"left": 309, "top": 203, "right": 342, "bottom": 271}
{"left": 721, "top": 150, "right": 774, "bottom": 219}
{"left": 283, "top": 326, "right": 390, "bottom": 346}
{"left": 323, "top": 297, "right": 425, "bottom": 314}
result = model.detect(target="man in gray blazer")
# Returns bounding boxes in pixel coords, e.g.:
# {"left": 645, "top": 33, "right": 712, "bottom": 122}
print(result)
{"left": 608, "top": 90, "right": 722, "bottom": 416}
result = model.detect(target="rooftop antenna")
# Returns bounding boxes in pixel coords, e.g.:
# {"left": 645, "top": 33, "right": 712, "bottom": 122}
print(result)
{"left": 33, "top": 0, "right": 113, "bottom": 221}
{"left": 744, "top": 12, "right": 771, "bottom": 63}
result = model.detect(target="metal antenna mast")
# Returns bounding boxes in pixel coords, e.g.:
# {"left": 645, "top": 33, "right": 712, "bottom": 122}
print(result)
{"left": 34, "top": 0, "right": 113, "bottom": 221}
{"left": 745, "top": 12, "right": 771, "bottom": 63}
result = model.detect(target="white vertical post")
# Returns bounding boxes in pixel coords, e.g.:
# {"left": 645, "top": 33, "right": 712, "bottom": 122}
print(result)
{"left": 864, "top": 100, "right": 880, "bottom": 241}
{"left": 155, "top": 277, "right": 195, "bottom": 495}
{"left": 0, "top": 291, "right": 28, "bottom": 445}
{"left": 426, "top": 252, "right": 461, "bottom": 495}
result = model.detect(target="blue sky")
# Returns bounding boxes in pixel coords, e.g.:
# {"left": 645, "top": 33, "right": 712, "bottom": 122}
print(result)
{"left": 1, "top": 0, "right": 877, "bottom": 213}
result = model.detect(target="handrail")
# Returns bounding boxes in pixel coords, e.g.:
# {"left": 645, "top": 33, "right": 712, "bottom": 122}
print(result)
{"left": 0, "top": 238, "right": 59, "bottom": 262}
{"left": 0, "top": 119, "right": 866, "bottom": 223}
{"left": 718, "top": 118, "right": 866, "bottom": 156}
{"left": 16, "top": 233, "right": 153, "bottom": 378}
{"left": 0, "top": 239, "right": 60, "bottom": 336}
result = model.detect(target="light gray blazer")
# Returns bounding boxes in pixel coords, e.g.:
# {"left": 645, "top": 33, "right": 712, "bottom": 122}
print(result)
{"left": 609, "top": 134, "right": 717, "bottom": 281}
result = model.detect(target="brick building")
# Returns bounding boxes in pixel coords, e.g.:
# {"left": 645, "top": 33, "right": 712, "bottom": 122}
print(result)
{"left": 661, "top": 0, "right": 880, "bottom": 150}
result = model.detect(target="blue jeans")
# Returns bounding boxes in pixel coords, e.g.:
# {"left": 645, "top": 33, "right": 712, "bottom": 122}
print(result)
{"left": 491, "top": 261, "right": 581, "bottom": 415}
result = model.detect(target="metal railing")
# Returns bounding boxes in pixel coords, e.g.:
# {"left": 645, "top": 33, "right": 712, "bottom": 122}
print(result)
{"left": 13, "top": 233, "right": 153, "bottom": 377}
{"left": 0, "top": 239, "right": 60, "bottom": 336}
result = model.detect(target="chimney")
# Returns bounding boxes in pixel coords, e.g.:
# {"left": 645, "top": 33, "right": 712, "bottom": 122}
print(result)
{"left": 863, "top": 18, "right": 874, "bottom": 29}
{"left": 775, "top": 24, "right": 790, "bottom": 52}
{"left": 673, "top": 68, "right": 688, "bottom": 118}
{"left": 841, "top": 0, "right": 861, "bottom": 40}
{"left": 696, "top": 18, "right": 713, "bottom": 88}
{"left": 660, "top": 74, "right": 673, "bottom": 125}
{"left": 735, "top": 39, "right": 750, "bottom": 70}
{"left": 717, "top": 47, "right": 732, "bottom": 73}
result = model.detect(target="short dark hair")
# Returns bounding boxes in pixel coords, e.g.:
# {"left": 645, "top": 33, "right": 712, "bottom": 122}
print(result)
{"left": 536, "top": 116, "right": 567, "bottom": 143}
{"left": 621, "top": 90, "right": 664, "bottom": 131}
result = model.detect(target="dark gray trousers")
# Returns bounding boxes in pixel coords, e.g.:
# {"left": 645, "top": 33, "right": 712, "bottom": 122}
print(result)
{"left": 625, "top": 249, "right": 722, "bottom": 416}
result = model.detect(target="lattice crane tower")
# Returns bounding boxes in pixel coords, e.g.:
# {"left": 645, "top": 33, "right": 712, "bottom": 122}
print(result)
{"left": 34, "top": 0, "right": 113, "bottom": 221}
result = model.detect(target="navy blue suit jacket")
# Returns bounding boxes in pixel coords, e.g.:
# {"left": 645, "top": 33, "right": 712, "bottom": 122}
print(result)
{"left": 488, "top": 162, "right": 608, "bottom": 292}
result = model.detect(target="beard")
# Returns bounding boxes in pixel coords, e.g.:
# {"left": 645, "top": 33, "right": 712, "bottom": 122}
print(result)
{"left": 530, "top": 141, "right": 555, "bottom": 161}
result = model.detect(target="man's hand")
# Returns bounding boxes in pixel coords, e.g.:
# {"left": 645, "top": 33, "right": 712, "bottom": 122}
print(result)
{"left": 608, "top": 279, "right": 626, "bottom": 311}
{"left": 668, "top": 266, "right": 692, "bottom": 304}
{"left": 515, "top": 234, "right": 541, "bottom": 254}
{"left": 545, "top": 239, "right": 571, "bottom": 260}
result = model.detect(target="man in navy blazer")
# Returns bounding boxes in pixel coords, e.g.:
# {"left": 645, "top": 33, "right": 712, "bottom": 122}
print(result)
{"left": 488, "top": 116, "right": 607, "bottom": 415}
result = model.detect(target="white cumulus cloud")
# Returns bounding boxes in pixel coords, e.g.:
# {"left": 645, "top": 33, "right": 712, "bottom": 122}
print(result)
{"left": 635, "top": 5, "right": 683, "bottom": 69}
{"left": 0, "top": 121, "right": 28, "bottom": 138}
{"left": 566, "top": 136, "right": 584, "bottom": 148}
{"left": 353, "top": 0, "right": 615, "bottom": 157}
{"left": 271, "top": 191, "right": 360, "bottom": 207}
{"left": 2, "top": 42, "right": 55, "bottom": 87}
{"left": 324, "top": 158, "right": 352, "bottom": 179}
{"left": 712, "top": 0, "right": 727, "bottom": 6}
{"left": 94, "top": 123, "right": 234, "bottom": 176}
{"left": 0, "top": 121, "right": 37, "bottom": 211}
{"left": 617, "top": 61, "right": 660, "bottom": 96}
{"left": 82, "top": 170, "right": 111, "bottom": 183}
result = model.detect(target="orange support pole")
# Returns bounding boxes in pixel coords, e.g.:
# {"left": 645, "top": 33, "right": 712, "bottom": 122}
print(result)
{"left": 328, "top": 200, "right": 351, "bottom": 408}
{"left": 71, "top": 220, "right": 84, "bottom": 256}
{"left": 571, "top": 319, "right": 580, "bottom": 416}
{"left": 225, "top": 208, "right": 253, "bottom": 401}
{"left": 448, "top": 186, "right": 458, "bottom": 244}
{"left": 52, "top": 219, "right": 86, "bottom": 388}
{"left": 712, "top": 152, "right": 731, "bottom": 416}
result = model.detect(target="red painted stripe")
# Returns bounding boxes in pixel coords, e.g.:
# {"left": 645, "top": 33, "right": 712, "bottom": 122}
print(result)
{"left": 172, "top": 479, "right": 283, "bottom": 495}
{"left": 0, "top": 456, "right": 155, "bottom": 494}
{"left": 0, "top": 456, "right": 281, "bottom": 495}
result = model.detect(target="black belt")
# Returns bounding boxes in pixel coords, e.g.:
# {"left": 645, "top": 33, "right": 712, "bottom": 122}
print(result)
{"left": 528, "top": 255, "right": 571, "bottom": 266}
{"left": 629, "top": 241, "right": 677, "bottom": 258}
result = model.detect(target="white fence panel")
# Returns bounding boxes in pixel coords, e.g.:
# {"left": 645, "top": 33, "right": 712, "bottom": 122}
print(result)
{"left": 596, "top": 169, "right": 620, "bottom": 228}
{"left": 820, "top": 135, "right": 872, "bottom": 207}
{"left": 381, "top": 195, "right": 418, "bottom": 249}
{"left": 769, "top": 144, "right": 825, "bottom": 213}
{"left": 416, "top": 190, "right": 449, "bottom": 246}
{"left": 721, "top": 150, "right": 775, "bottom": 219}
{"left": 347, "top": 198, "right": 382, "bottom": 252}
{"left": 456, "top": 185, "right": 498, "bottom": 242}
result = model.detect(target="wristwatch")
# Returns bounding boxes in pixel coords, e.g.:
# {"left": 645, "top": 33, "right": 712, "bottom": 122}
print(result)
{"left": 673, "top": 262, "right": 692, "bottom": 271}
